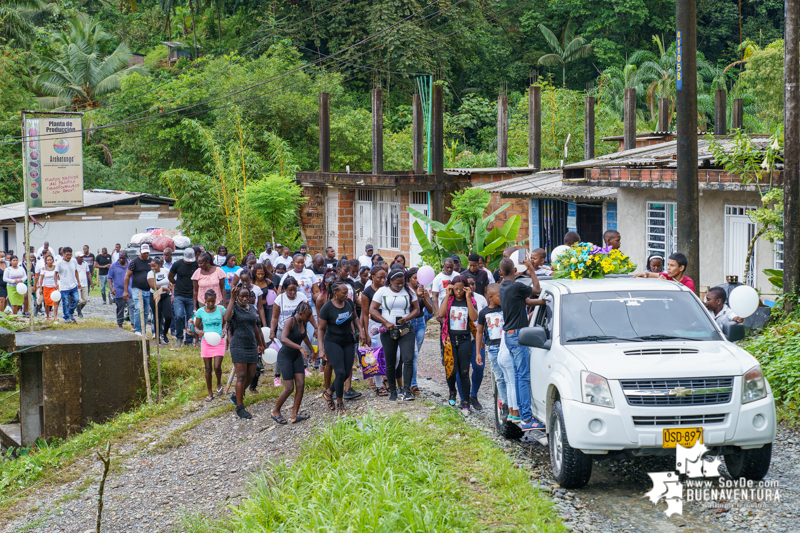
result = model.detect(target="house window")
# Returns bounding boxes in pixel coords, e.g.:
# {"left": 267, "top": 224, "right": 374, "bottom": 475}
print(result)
{"left": 377, "top": 190, "right": 400, "bottom": 250}
{"left": 646, "top": 202, "right": 677, "bottom": 259}
{"left": 775, "top": 240, "right": 784, "bottom": 270}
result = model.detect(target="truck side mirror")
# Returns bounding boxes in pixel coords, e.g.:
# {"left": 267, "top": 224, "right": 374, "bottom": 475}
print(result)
{"left": 722, "top": 322, "right": 745, "bottom": 343}
{"left": 519, "top": 326, "right": 548, "bottom": 348}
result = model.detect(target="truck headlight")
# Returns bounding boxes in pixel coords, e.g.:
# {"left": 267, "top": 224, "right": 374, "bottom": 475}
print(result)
{"left": 742, "top": 366, "right": 767, "bottom": 404}
{"left": 581, "top": 371, "right": 614, "bottom": 408}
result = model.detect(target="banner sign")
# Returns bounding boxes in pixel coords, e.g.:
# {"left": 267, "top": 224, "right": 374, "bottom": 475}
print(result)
{"left": 676, "top": 31, "right": 682, "bottom": 91}
{"left": 23, "top": 117, "right": 84, "bottom": 207}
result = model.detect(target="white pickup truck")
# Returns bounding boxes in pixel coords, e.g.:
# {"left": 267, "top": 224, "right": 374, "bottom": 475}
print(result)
{"left": 492, "top": 277, "right": 776, "bottom": 489}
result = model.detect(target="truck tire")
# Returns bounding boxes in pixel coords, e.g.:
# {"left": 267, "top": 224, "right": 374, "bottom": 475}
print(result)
{"left": 550, "top": 400, "right": 592, "bottom": 488}
{"left": 493, "top": 378, "right": 522, "bottom": 440}
{"left": 724, "top": 444, "right": 772, "bottom": 480}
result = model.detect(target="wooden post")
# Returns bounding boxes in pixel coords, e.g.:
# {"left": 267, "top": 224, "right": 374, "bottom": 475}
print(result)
{"left": 624, "top": 88, "right": 637, "bottom": 150}
{"left": 529, "top": 85, "right": 541, "bottom": 169}
{"left": 319, "top": 92, "right": 330, "bottom": 173}
{"left": 657, "top": 98, "right": 671, "bottom": 131}
{"left": 584, "top": 96, "right": 595, "bottom": 160}
{"left": 497, "top": 90, "right": 508, "bottom": 167}
{"left": 732, "top": 98, "right": 744, "bottom": 130}
{"left": 431, "top": 84, "right": 445, "bottom": 223}
{"left": 714, "top": 89, "right": 727, "bottom": 135}
{"left": 154, "top": 288, "right": 163, "bottom": 402}
{"left": 412, "top": 93, "right": 424, "bottom": 174}
{"left": 784, "top": 0, "right": 800, "bottom": 309}
{"left": 371, "top": 87, "right": 384, "bottom": 175}
{"left": 139, "top": 291, "right": 151, "bottom": 403}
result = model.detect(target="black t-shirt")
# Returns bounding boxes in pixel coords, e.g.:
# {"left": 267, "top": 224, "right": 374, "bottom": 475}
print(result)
{"left": 170, "top": 260, "right": 199, "bottom": 299}
{"left": 478, "top": 306, "right": 504, "bottom": 346}
{"left": 84, "top": 253, "right": 95, "bottom": 270}
{"left": 96, "top": 254, "right": 112, "bottom": 272}
{"left": 324, "top": 258, "right": 338, "bottom": 270}
{"left": 271, "top": 274, "right": 282, "bottom": 289}
{"left": 363, "top": 285, "right": 376, "bottom": 304}
{"left": 493, "top": 268, "right": 502, "bottom": 283}
{"left": 447, "top": 299, "right": 469, "bottom": 334}
{"left": 465, "top": 269, "right": 490, "bottom": 296}
{"left": 500, "top": 280, "right": 532, "bottom": 331}
{"left": 127, "top": 256, "right": 152, "bottom": 291}
{"left": 319, "top": 299, "right": 356, "bottom": 345}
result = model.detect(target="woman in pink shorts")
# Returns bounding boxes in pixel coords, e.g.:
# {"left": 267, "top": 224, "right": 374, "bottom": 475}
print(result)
{"left": 194, "top": 289, "right": 227, "bottom": 401}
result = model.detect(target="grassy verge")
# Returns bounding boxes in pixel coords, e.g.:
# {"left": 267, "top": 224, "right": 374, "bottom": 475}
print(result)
{"left": 186, "top": 407, "right": 567, "bottom": 533}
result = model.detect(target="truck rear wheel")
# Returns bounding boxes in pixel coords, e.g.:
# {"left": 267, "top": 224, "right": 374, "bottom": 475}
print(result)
{"left": 493, "top": 377, "right": 522, "bottom": 440}
{"left": 724, "top": 444, "right": 772, "bottom": 480}
{"left": 550, "top": 400, "right": 592, "bottom": 488}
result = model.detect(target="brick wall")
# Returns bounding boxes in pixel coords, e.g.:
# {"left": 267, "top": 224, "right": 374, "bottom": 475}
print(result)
{"left": 300, "top": 186, "right": 326, "bottom": 251}
{"left": 471, "top": 173, "right": 531, "bottom": 248}
{"left": 338, "top": 189, "right": 355, "bottom": 259}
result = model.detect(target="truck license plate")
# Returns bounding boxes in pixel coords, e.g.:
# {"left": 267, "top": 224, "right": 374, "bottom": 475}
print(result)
{"left": 662, "top": 427, "right": 703, "bottom": 449}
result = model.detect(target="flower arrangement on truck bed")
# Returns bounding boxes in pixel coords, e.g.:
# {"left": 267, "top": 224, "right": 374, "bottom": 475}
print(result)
{"left": 553, "top": 244, "right": 636, "bottom": 279}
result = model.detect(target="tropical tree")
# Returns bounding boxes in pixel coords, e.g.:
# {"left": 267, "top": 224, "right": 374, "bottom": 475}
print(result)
{"left": 598, "top": 59, "right": 650, "bottom": 119}
{"left": 0, "top": 0, "right": 55, "bottom": 49}
{"left": 33, "top": 14, "right": 146, "bottom": 109}
{"left": 537, "top": 19, "right": 593, "bottom": 87}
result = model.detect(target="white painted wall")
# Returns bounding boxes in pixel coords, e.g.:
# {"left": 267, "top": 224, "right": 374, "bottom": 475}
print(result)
{"left": 12, "top": 218, "right": 180, "bottom": 256}
{"left": 617, "top": 188, "right": 778, "bottom": 298}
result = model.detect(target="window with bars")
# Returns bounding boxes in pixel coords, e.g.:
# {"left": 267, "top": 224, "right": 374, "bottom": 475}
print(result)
{"left": 646, "top": 202, "right": 677, "bottom": 259}
{"left": 377, "top": 190, "right": 400, "bottom": 250}
{"left": 775, "top": 240, "right": 784, "bottom": 270}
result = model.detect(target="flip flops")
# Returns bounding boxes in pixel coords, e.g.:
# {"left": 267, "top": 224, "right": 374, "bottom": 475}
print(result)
{"left": 205, "top": 394, "right": 214, "bottom": 402}
{"left": 271, "top": 413, "right": 288, "bottom": 425}
{"left": 292, "top": 412, "right": 311, "bottom": 424}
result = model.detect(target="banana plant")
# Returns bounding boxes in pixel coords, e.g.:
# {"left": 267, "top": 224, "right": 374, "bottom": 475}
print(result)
{"left": 763, "top": 269, "right": 783, "bottom": 291}
{"left": 407, "top": 203, "right": 522, "bottom": 270}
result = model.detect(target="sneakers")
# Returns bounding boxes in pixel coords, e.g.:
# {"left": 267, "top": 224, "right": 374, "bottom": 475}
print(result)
{"left": 274, "top": 377, "right": 281, "bottom": 387}
{"left": 521, "top": 419, "right": 546, "bottom": 432}
{"left": 389, "top": 390, "right": 398, "bottom": 401}
{"left": 461, "top": 401, "right": 471, "bottom": 414}
{"left": 343, "top": 388, "right": 362, "bottom": 400}
{"left": 134, "top": 331, "right": 142, "bottom": 336}
{"left": 236, "top": 405, "right": 252, "bottom": 419}
{"left": 230, "top": 393, "right": 237, "bottom": 406}
{"left": 401, "top": 387, "right": 415, "bottom": 401}
{"left": 448, "top": 392, "right": 457, "bottom": 407}
{"left": 469, "top": 396, "right": 483, "bottom": 410}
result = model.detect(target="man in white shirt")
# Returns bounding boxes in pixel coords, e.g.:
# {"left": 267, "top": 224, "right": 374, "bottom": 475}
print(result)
{"left": 299, "top": 244, "right": 313, "bottom": 268}
{"left": 358, "top": 244, "right": 375, "bottom": 269}
{"left": 704, "top": 286, "right": 743, "bottom": 328}
{"left": 111, "top": 243, "right": 121, "bottom": 263}
{"left": 36, "top": 241, "right": 54, "bottom": 260}
{"left": 274, "top": 247, "right": 294, "bottom": 269}
{"left": 431, "top": 258, "right": 458, "bottom": 319}
{"left": 57, "top": 246, "right": 81, "bottom": 323}
{"left": 75, "top": 252, "right": 92, "bottom": 318}
{"left": 259, "top": 242, "right": 279, "bottom": 264}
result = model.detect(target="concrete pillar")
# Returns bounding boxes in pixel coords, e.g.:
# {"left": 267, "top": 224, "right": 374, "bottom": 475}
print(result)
{"left": 371, "top": 88, "right": 383, "bottom": 175}
{"left": 497, "top": 93, "right": 508, "bottom": 167}
{"left": 432, "top": 84, "right": 445, "bottom": 223}
{"left": 319, "top": 92, "right": 330, "bottom": 172}
{"left": 714, "top": 89, "right": 727, "bottom": 135}
{"left": 529, "top": 85, "right": 541, "bottom": 168}
{"left": 732, "top": 98, "right": 744, "bottom": 130}
{"left": 412, "top": 94, "right": 424, "bottom": 174}
{"left": 657, "top": 98, "right": 670, "bottom": 131}
{"left": 584, "top": 96, "right": 595, "bottom": 160}
{"left": 624, "top": 88, "right": 636, "bottom": 150}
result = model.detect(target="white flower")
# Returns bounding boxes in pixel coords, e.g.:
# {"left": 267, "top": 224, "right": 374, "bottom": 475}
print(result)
{"left": 761, "top": 158, "right": 770, "bottom": 170}
{"left": 771, "top": 138, "right": 780, "bottom": 150}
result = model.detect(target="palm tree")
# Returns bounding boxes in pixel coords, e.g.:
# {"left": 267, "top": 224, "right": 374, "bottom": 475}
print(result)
{"left": 537, "top": 19, "right": 593, "bottom": 87}
{"left": 33, "top": 14, "right": 147, "bottom": 110}
{"left": 0, "top": 0, "right": 55, "bottom": 49}
{"left": 599, "top": 59, "right": 650, "bottom": 119}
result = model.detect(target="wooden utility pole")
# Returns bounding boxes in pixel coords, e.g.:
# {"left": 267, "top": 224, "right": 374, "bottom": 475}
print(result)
{"left": 412, "top": 94, "right": 424, "bottom": 174}
{"left": 584, "top": 93, "right": 595, "bottom": 160}
{"left": 784, "top": 0, "right": 800, "bottom": 310}
{"left": 623, "top": 88, "right": 637, "bottom": 150}
{"left": 319, "top": 93, "right": 330, "bottom": 172}
{"left": 497, "top": 83, "right": 508, "bottom": 167}
{"left": 528, "top": 82, "right": 541, "bottom": 169}
{"left": 431, "top": 84, "right": 445, "bottom": 223}
{"left": 371, "top": 87, "right": 384, "bottom": 175}
{"left": 676, "top": 0, "right": 700, "bottom": 293}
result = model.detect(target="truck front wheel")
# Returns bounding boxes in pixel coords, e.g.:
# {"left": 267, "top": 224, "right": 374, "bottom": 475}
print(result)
{"left": 724, "top": 444, "right": 772, "bottom": 480}
{"left": 550, "top": 400, "right": 592, "bottom": 488}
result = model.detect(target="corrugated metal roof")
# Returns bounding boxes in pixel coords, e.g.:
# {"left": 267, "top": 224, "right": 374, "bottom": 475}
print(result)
{"left": 564, "top": 135, "right": 772, "bottom": 171}
{"left": 477, "top": 171, "right": 616, "bottom": 200}
{"left": 445, "top": 166, "right": 536, "bottom": 175}
{"left": 0, "top": 189, "right": 175, "bottom": 223}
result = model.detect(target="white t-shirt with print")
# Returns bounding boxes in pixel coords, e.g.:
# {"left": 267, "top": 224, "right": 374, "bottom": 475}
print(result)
{"left": 432, "top": 271, "right": 458, "bottom": 305}
{"left": 76, "top": 261, "right": 91, "bottom": 287}
{"left": 280, "top": 269, "right": 317, "bottom": 303}
{"left": 274, "top": 292, "right": 309, "bottom": 332}
{"left": 372, "top": 286, "right": 418, "bottom": 326}
{"left": 147, "top": 269, "right": 170, "bottom": 294}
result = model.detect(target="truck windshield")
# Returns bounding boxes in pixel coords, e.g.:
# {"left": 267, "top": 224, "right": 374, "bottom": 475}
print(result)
{"left": 560, "top": 291, "right": 720, "bottom": 344}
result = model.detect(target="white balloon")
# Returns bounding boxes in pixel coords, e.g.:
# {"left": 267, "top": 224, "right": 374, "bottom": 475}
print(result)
{"left": 728, "top": 285, "right": 759, "bottom": 319}
{"left": 551, "top": 245, "right": 570, "bottom": 264}
{"left": 261, "top": 326, "right": 271, "bottom": 339}
{"left": 15, "top": 282, "right": 27, "bottom": 295}
{"left": 50, "top": 290, "right": 62, "bottom": 303}
{"left": 204, "top": 331, "right": 222, "bottom": 346}
{"left": 262, "top": 347, "right": 278, "bottom": 365}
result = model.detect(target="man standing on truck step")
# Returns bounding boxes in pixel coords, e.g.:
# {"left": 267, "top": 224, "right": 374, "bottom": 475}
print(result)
{"left": 498, "top": 254, "right": 544, "bottom": 432}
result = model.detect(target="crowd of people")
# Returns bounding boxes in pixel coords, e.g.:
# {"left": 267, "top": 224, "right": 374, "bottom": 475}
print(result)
{"left": 0, "top": 232, "right": 743, "bottom": 424}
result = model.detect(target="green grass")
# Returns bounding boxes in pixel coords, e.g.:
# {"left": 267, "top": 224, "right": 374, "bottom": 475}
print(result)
{"left": 185, "top": 408, "right": 567, "bottom": 533}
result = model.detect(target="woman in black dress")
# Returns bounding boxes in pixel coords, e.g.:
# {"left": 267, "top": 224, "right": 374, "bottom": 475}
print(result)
{"left": 225, "top": 285, "right": 267, "bottom": 419}
{"left": 271, "top": 300, "right": 314, "bottom": 424}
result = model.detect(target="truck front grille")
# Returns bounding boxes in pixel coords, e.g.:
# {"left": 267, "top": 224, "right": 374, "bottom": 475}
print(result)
{"left": 620, "top": 377, "right": 734, "bottom": 406}
{"left": 633, "top": 414, "right": 727, "bottom": 426}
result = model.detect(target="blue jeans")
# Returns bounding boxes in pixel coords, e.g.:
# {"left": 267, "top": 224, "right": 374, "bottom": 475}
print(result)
{"left": 61, "top": 286, "right": 79, "bottom": 321}
{"left": 131, "top": 287, "right": 151, "bottom": 334}
{"left": 486, "top": 344, "right": 507, "bottom": 405}
{"left": 456, "top": 343, "right": 485, "bottom": 399}
{"left": 173, "top": 295, "right": 195, "bottom": 344}
{"left": 411, "top": 316, "right": 427, "bottom": 387}
{"left": 506, "top": 331, "right": 533, "bottom": 422}
{"left": 98, "top": 274, "right": 108, "bottom": 302}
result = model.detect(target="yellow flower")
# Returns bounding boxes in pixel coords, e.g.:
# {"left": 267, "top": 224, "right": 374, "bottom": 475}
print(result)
{"left": 570, "top": 271, "right": 577, "bottom": 279}
{"left": 586, "top": 258, "right": 593, "bottom": 264}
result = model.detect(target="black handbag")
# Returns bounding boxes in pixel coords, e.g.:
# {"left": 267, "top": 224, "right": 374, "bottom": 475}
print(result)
{"left": 389, "top": 323, "right": 411, "bottom": 341}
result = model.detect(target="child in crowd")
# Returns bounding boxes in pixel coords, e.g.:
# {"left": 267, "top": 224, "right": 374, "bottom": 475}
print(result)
{"left": 603, "top": 230, "right": 621, "bottom": 250}
{"left": 646, "top": 254, "right": 664, "bottom": 273}
{"left": 563, "top": 231, "right": 581, "bottom": 247}
{"left": 476, "top": 284, "right": 517, "bottom": 421}
{"left": 531, "top": 248, "right": 552, "bottom": 276}
{"left": 634, "top": 252, "right": 695, "bottom": 291}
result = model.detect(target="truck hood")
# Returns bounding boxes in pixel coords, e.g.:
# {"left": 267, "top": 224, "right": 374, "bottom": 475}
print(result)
{"left": 563, "top": 341, "right": 757, "bottom": 380}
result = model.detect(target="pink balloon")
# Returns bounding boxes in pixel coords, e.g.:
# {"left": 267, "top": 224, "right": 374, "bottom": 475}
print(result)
{"left": 266, "top": 289, "right": 277, "bottom": 306}
{"left": 417, "top": 265, "right": 435, "bottom": 286}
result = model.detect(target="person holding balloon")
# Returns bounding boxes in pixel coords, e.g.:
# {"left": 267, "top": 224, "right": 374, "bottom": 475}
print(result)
{"left": 3, "top": 256, "right": 28, "bottom": 315}
{"left": 36, "top": 254, "right": 60, "bottom": 320}
{"left": 225, "top": 285, "right": 267, "bottom": 419}
{"left": 194, "top": 289, "right": 227, "bottom": 402}
{"left": 271, "top": 300, "right": 315, "bottom": 424}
